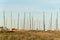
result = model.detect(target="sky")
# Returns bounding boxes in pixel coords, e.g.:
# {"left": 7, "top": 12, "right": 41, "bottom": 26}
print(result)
{"left": 0, "top": 0, "right": 60, "bottom": 10}
{"left": 0, "top": 0, "right": 60, "bottom": 30}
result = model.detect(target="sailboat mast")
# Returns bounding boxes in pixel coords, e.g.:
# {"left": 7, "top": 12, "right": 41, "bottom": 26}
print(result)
{"left": 11, "top": 11, "right": 12, "bottom": 29}
{"left": 23, "top": 12, "right": 25, "bottom": 30}
{"left": 43, "top": 12, "right": 45, "bottom": 31}
{"left": 50, "top": 13, "right": 52, "bottom": 30}
{"left": 56, "top": 12, "right": 58, "bottom": 30}
{"left": 6, "top": 18, "right": 7, "bottom": 27}
{"left": 39, "top": 20, "right": 40, "bottom": 30}
{"left": 37, "top": 19, "right": 38, "bottom": 30}
{"left": 3, "top": 11, "right": 5, "bottom": 27}
{"left": 14, "top": 18, "right": 15, "bottom": 28}
{"left": 17, "top": 13, "right": 19, "bottom": 29}
{"left": 32, "top": 16, "right": 33, "bottom": 30}
{"left": 29, "top": 13, "right": 31, "bottom": 30}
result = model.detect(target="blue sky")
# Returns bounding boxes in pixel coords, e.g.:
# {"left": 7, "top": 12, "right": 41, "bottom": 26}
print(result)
{"left": 0, "top": 0, "right": 60, "bottom": 30}
{"left": 1, "top": 0, "right": 60, "bottom": 10}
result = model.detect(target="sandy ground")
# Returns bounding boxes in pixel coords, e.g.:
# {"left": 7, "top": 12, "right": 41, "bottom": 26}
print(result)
{"left": 0, "top": 30, "right": 60, "bottom": 40}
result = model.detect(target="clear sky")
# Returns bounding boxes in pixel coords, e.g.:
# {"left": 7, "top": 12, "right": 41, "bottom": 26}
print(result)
{"left": 1, "top": 0, "right": 60, "bottom": 10}
{"left": 0, "top": 0, "right": 60, "bottom": 30}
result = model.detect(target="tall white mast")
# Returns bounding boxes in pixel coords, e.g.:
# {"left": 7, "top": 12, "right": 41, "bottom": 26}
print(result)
{"left": 29, "top": 12, "right": 31, "bottom": 30}
{"left": 43, "top": 11, "right": 45, "bottom": 31}
{"left": 3, "top": 11, "right": 5, "bottom": 27}
{"left": 23, "top": 12, "right": 25, "bottom": 30}
{"left": 32, "top": 16, "right": 33, "bottom": 30}
{"left": 14, "top": 18, "right": 15, "bottom": 28}
{"left": 37, "top": 19, "right": 38, "bottom": 30}
{"left": 50, "top": 13, "right": 52, "bottom": 30}
{"left": 39, "top": 20, "right": 40, "bottom": 30}
{"left": 17, "top": 13, "right": 19, "bottom": 29}
{"left": 11, "top": 11, "right": 12, "bottom": 29}
{"left": 56, "top": 11, "right": 58, "bottom": 30}
{"left": 6, "top": 18, "right": 7, "bottom": 27}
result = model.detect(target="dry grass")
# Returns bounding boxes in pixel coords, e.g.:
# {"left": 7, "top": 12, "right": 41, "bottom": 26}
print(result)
{"left": 0, "top": 30, "right": 60, "bottom": 40}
